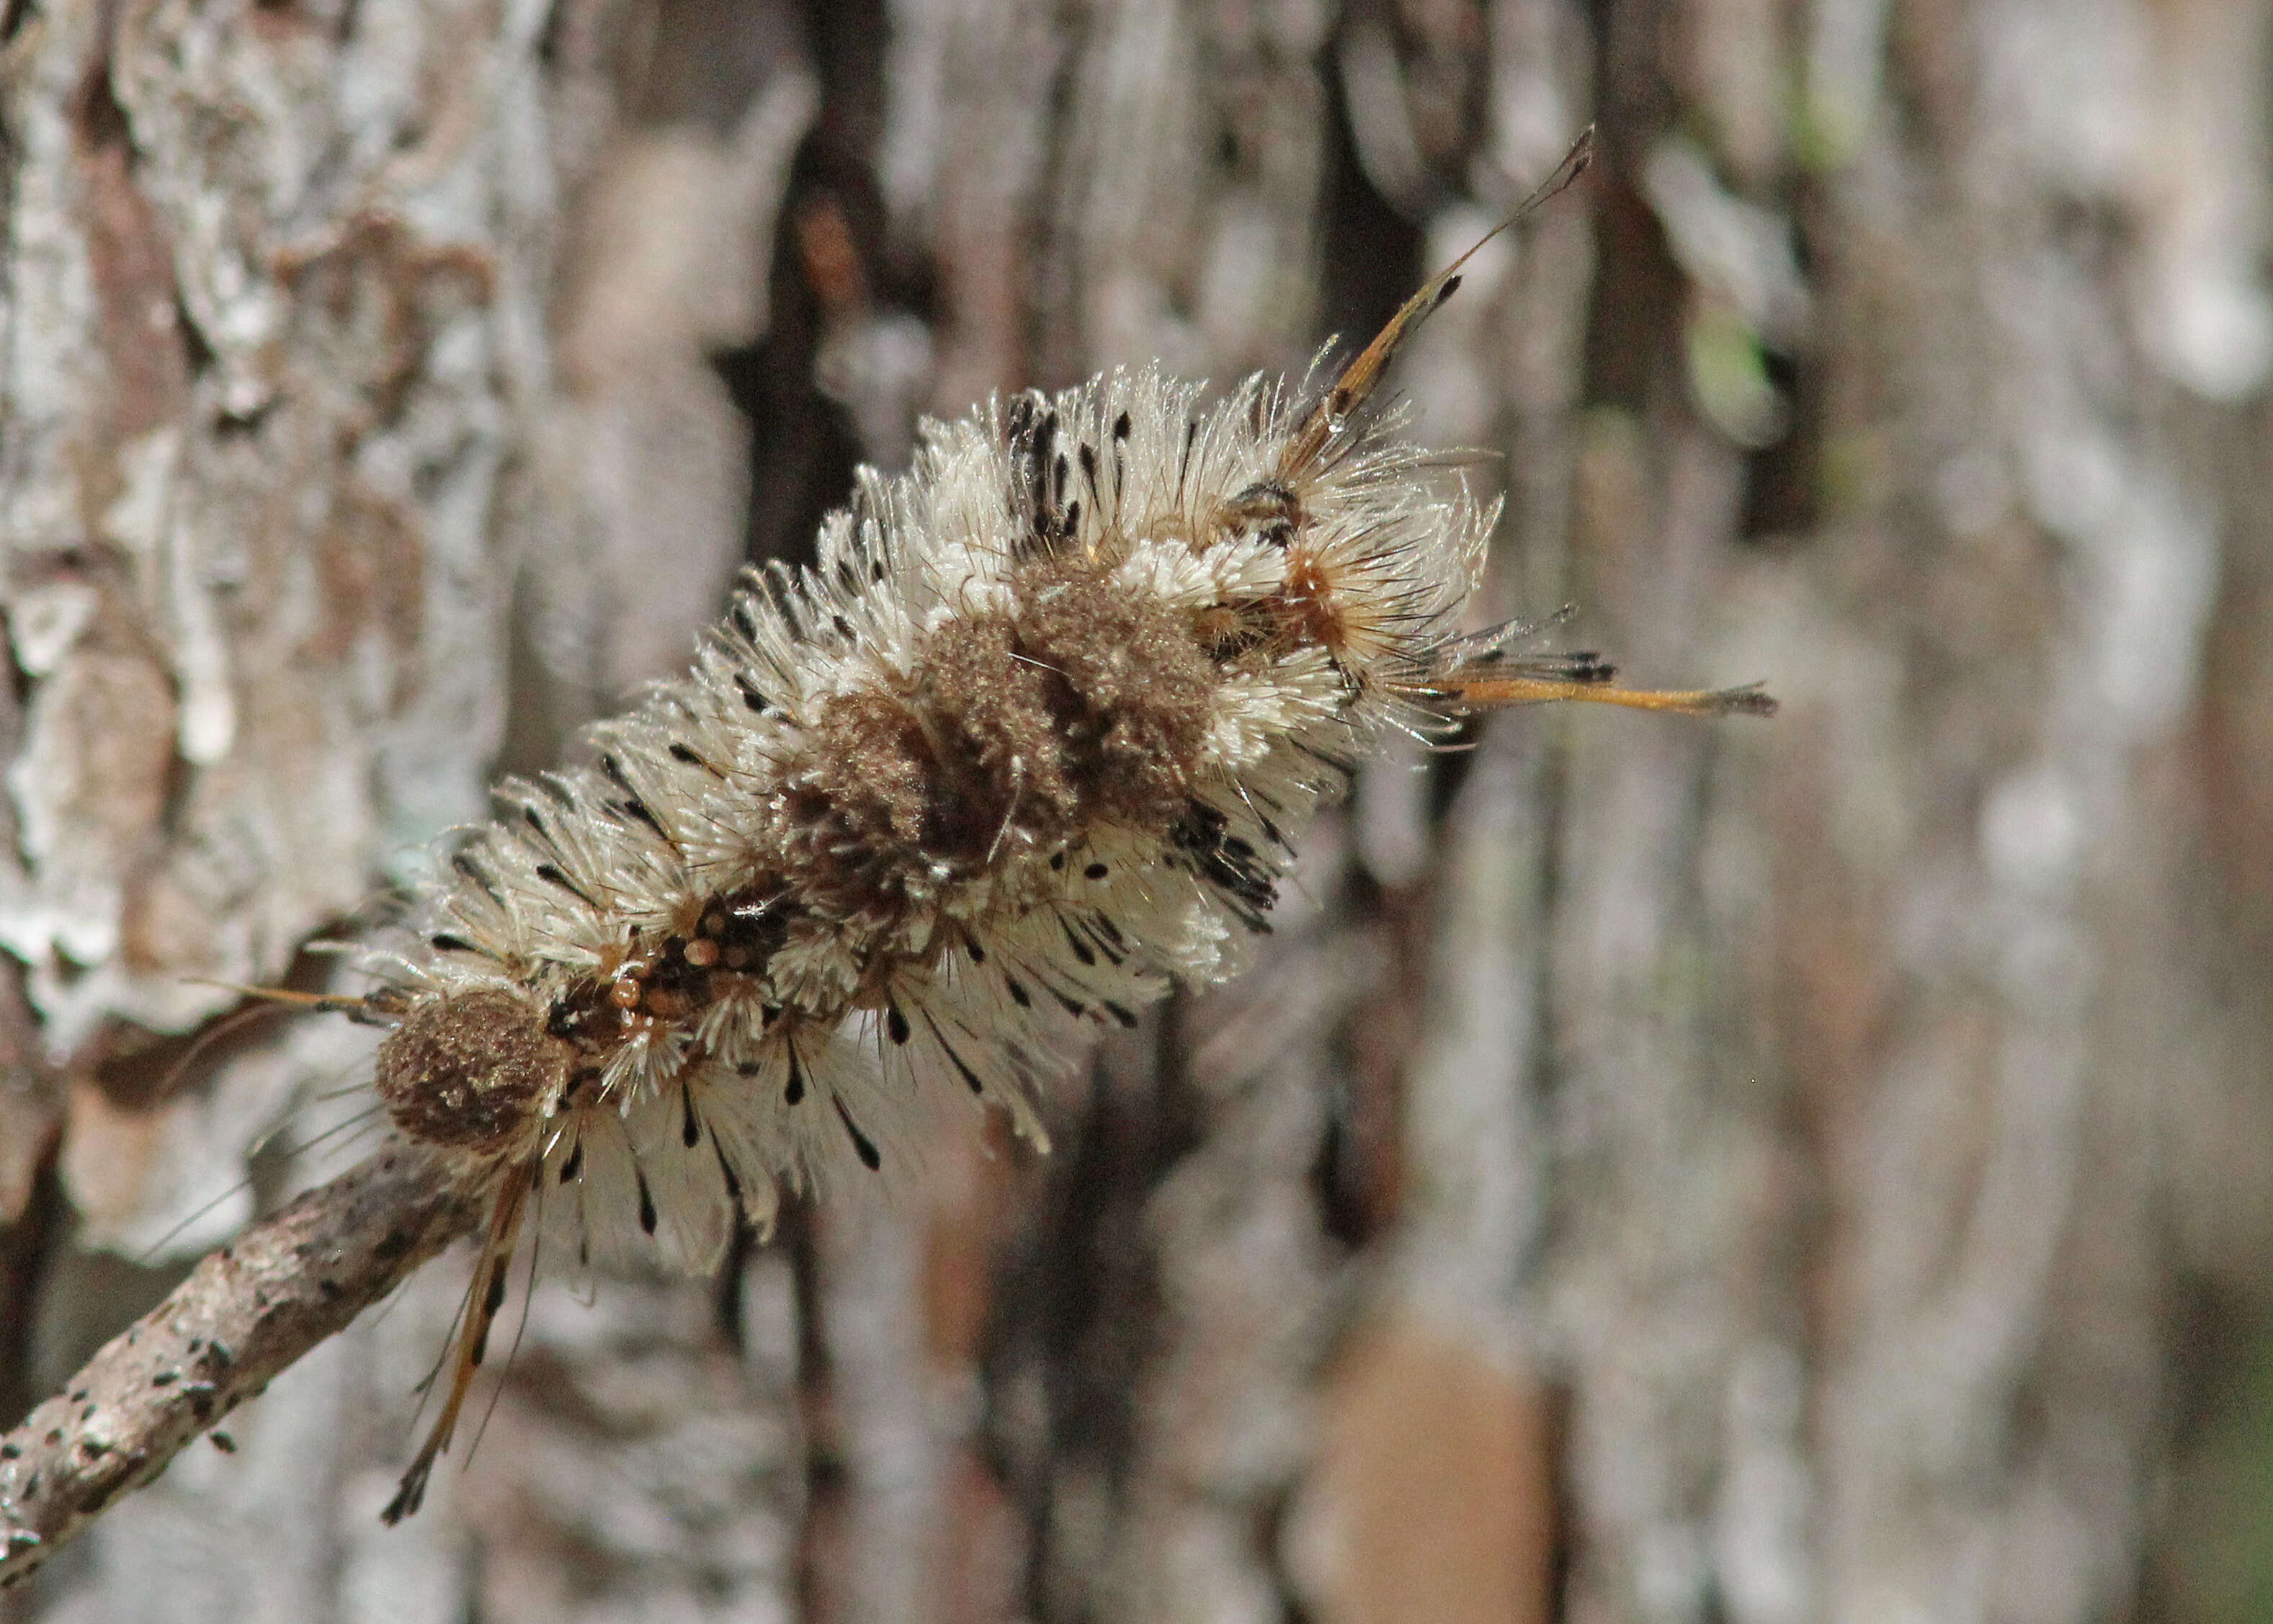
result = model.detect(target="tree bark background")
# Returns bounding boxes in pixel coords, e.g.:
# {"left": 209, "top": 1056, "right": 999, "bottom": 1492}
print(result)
{"left": 3, "top": 0, "right": 2271, "bottom": 1621}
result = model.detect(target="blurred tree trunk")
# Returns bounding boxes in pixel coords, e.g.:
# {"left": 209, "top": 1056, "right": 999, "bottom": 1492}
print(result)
{"left": 6, "top": 1, "right": 2273, "bottom": 1622}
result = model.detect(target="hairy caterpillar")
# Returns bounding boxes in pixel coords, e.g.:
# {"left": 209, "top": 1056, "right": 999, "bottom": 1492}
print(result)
{"left": 323, "top": 131, "right": 1768, "bottom": 1522}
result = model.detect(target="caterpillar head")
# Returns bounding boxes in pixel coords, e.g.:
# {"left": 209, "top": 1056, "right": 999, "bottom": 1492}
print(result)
{"left": 375, "top": 988, "right": 571, "bottom": 1167}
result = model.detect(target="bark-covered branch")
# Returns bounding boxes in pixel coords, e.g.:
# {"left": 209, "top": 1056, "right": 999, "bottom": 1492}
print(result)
{"left": 0, "top": 1149, "right": 477, "bottom": 1592}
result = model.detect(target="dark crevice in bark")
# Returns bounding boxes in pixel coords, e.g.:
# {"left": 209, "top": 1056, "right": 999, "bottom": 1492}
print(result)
{"left": 1581, "top": 0, "right": 1683, "bottom": 418}
{"left": 716, "top": 0, "right": 896, "bottom": 576}
{"left": 984, "top": 1006, "right": 1205, "bottom": 1622}
{"left": 0, "top": 1143, "right": 67, "bottom": 1433}
{"left": 1542, "top": 1375, "right": 1578, "bottom": 1624}
{"left": 1318, "top": 26, "right": 1427, "bottom": 363}
{"left": 787, "top": 1205, "right": 847, "bottom": 1624}
{"left": 1310, "top": 1030, "right": 1379, "bottom": 1252}
{"left": 1578, "top": 169, "right": 1682, "bottom": 415}
{"left": 71, "top": 47, "right": 130, "bottom": 158}
{"left": 1026, "top": 17, "right": 1091, "bottom": 392}
{"left": 1738, "top": 179, "right": 1825, "bottom": 543}
{"left": 1529, "top": 713, "right": 1577, "bottom": 1621}
{"left": 1737, "top": 344, "right": 1818, "bottom": 541}
{"left": 1335, "top": 860, "right": 1427, "bottom": 1242}
{"left": 715, "top": 151, "right": 865, "bottom": 576}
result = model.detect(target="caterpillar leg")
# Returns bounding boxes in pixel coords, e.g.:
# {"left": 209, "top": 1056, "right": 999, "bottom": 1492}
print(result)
{"left": 381, "top": 1169, "right": 530, "bottom": 1523}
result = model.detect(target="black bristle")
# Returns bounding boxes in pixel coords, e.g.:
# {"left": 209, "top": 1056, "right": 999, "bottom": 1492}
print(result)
{"left": 925, "top": 1015, "right": 988, "bottom": 1096}
{"left": 834, "top": 1097, "right": 882, "bottom": 1171}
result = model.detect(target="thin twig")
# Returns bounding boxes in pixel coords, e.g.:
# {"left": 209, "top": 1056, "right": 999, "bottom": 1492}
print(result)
{"left": 0, "top": 1146, "right": 478, "bottom": 1591}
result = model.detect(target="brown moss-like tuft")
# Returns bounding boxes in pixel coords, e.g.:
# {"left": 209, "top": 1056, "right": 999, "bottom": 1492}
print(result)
{"left": 375, "top": 989, "right": 569, "bottom": 1159}
{"left": 791, "top": 565, "right": 1215, "bottom": 924}
{"left": 920, "top": 610, "right": 1083, "bottom": 841}
{"left": 806, "top": 687, "right": 939, "bottom": 853}
{"left": 1017, "top": 562, "right": 1215, "bottom": 830}
{"left": 796, "top": 614, "right": 1083, "bottom": 910}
